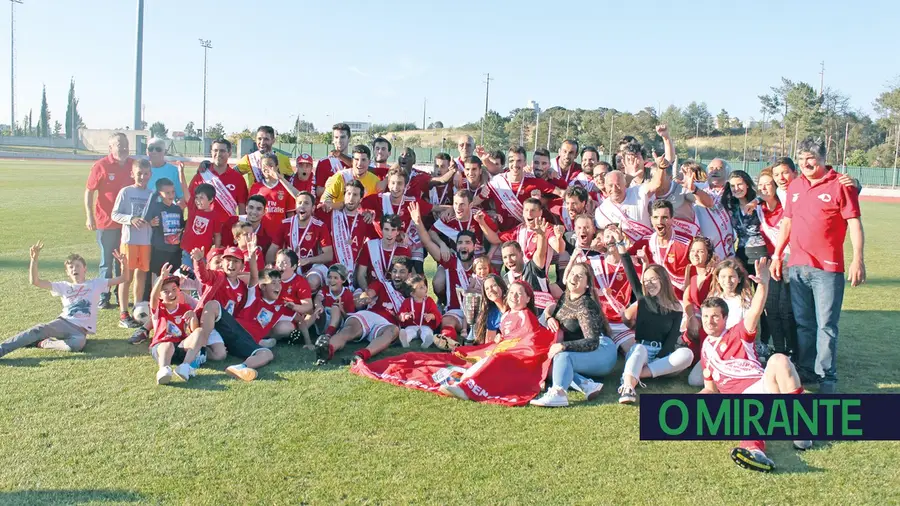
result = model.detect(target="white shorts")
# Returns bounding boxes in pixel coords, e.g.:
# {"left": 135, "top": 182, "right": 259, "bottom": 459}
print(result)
{"left": 348, "top": 310, "right": 392, "bottom": 342}
{"left": 305, "top": 264, "right": 328, "bottom": 285}
{"left": 741, "top": 377, "right": 771, "bottom": 394}
{"left": 207, "top": 329, "right": 224, "bottom": 346}
{"left": 400, "top": 325, "right": 435, "bottom": 347}
{"left": 609, "top": 322, "right": 635, "bottom": 346}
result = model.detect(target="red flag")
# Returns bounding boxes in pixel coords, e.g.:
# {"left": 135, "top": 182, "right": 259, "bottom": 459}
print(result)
{"left": 351, "top": 310, "right": 555, "bottom": 406}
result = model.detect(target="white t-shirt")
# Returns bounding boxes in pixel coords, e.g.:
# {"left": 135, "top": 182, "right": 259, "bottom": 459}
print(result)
{"left": 50, "top": 278, "right": 108, "bottom": 334}
{"left": 723, "top": 295, "right": 747, "bottom": 331}
{"left": 620, "top": 185, "right": 652, "bottom": 226}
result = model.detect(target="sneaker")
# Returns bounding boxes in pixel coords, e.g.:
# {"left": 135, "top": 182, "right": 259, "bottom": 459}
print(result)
{"left": 581, "top": 380, "right": 604, "bottom": 401}
{"left": 156, "top": 366, "right": 173, "bottom": 385}
{"left": 529, "top": 387, "right": 569, "bottom": 407}
{"left": 128, "top": 328, "right": 149, "bottom": 345}
{"left": 119, "top": 314, "right": 142, "bottom": 329}
{"left": 98, "top": 298, "right": 116, "bottom": 310}
{"left": 259, "top": 338, "right": 277, "bottom": 349}
{"left": 174, "top": 363, "right": 195, "bottom": 381}
{"left": 225, "top": 364, "right": 258, "bottom": 382}
{"left": 731, "top": 447, "right": 775, "bottom": 473}
{"left": 314, "top": 334, "right": 331, "bottom": 365}
{"left": 189, "top": 351, "right": 207, "bottom": 370}
{"left": 617, "top": 382, "right": 637, "bottom": 404}
{"left": 793, "top": 440, "right": 813, "bottom": 451}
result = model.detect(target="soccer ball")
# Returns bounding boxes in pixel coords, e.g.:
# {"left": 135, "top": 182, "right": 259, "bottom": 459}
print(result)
{"left": 133, "top": 302, "right": 151, "bottom": 325}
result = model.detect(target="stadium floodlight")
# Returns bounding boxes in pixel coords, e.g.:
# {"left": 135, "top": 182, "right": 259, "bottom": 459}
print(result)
{"left": 199, "top": 39, "right": 212, "bottom": 154}
{"left": 10, "top": 0, "right": 23, "bottom": 133}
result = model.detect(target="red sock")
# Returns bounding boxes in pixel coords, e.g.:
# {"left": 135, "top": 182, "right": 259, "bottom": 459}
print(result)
{"left": 441, "top": 326, "right": 458, "bottom": 341}
{"left": 328, "top": 345, "right": 335, "bottom": 360}
{"left": 325, "top": 325, "right": 337, "bottom": 336}
{"left": 789, "top": 387, "right": 804, "bottom": 395}
{"left": 120, "top": 311, "right": 129, "bottom": 318}
{"left": 354, "top": 349, "right": 372, "bottom": 361}
{"left": 740, "top": 440, "right": 766, "bottom": 452}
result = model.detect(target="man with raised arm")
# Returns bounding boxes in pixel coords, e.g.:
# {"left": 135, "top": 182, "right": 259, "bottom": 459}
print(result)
{"left": 699, "top": 257, "right": 812, "bottom": 473}
{"left": 594, "top": 170, "right": 653, "bottom": 245}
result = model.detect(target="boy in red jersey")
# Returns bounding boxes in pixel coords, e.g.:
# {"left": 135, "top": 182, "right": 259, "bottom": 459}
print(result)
{"left": 148, "top": 264, "right": 204, "bottom": 385}
{"left": 699, "top": 258, "right": 811, "bottom": 473}
{"left": 182, "top": 183, "right": 222, "bottom": 266}
{"left": 274, "top": 249, "right": 315, "bottom": 348}
{"left": 354, "top": 214, "right": 410, "bottom": 291}
{"left": 291, "top": 154, "right": 315, "bottom": 193}
{"left": 317, "top": 264, "right": 357, "bottom": 337}
{"left": 269, "top": 192, "right": 333, "bottom": 293}
{"left": 231, "top": 220, "right": 265, "bottom": 275}
{"left": 249, "top": 154, "right": 296, "bottom": 226}
{"left": 235, "top": 269, "right": 299, "bottom": 349}
{"left": 397, "top": 275, "right": 441, "bottom": 348}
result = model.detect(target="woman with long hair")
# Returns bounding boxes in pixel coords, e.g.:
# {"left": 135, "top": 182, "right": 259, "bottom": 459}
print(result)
{"left": 757, "top": 168, "right": 798, "bottom": 356}
{"left": 471, "top": 274, "right": 509, "bottom": 345}
{"left": 614, "top": 229, "right": 690, "bottom": 404}
{"left": 722, "top": 170, "right": 766, "bottom": 273}
{"left": 530, "top": 262, "right": 617, "bottom": 407}
{"left": 681, "top": 236, "right": 717, "bottom": 386}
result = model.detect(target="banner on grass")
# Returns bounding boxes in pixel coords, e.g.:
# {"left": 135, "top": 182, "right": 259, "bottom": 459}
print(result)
{"left": 639, "top": 394, "right": 900, "bottom": 441}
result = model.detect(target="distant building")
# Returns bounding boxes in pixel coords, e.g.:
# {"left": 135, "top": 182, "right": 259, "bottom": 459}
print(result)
{"left": 343, "top": 122, "right": 371, "bottom": 133}
{"left": 171, "top": 131, "right": 185, "bottom": 140}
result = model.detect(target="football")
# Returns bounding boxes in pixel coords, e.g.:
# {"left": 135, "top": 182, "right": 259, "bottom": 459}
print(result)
{"left": 133, "top": 302, "right": 152, "bottom": 325}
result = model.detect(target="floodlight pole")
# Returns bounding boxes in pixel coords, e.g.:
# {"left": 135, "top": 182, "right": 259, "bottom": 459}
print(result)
{"left": 11, "top": 0, "right": 23, "bottom": 132}
{"left": 199, "top": 39, "right": 212, "bottom": 154}
{"left": 133, "top": 0, "right": 144, "bottom": 132}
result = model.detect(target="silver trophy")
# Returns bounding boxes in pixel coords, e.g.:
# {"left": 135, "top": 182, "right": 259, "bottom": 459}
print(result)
{"left": 462, "top": 291, "right": 483, "bottom": 344}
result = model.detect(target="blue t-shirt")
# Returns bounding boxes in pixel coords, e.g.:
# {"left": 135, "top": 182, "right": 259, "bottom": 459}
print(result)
{"left": 147, "top": 163, "right": 183, "bottom": 198}
{"left": 486, "top": 305, "right": 502, "bottom": 332}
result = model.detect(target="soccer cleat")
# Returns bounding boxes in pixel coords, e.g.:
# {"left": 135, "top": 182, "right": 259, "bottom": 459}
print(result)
{"left": 156, "top": 366, "right": 173, "bottom": 385}
{"left": 174, "top": 363, "right": 195, "bottom": 381}
{"left": 793, "top": 440, "right": 813, "bottom": 451}
{"left": 580, "top": 380, "right": 604, "bottom": 401}
{"left": 98, "top": 298, "right": 116, "bottom": 310}
{"left": 119, "top": 314, "right": 142, "bottom": 329}
{"left": 529, "top": 387, "right": 569, "bottom": 407}
{"left": 731, "top": 447, "right": 775, "bottom": 473}
{"left": 225, "top": 364, "right": 258, "bottom": 382}
{"left": 128, "top": 328, "right": 149, "bottom": 345}
{"left": 314, "top": 335, "right": 331, "bottom": 365}
{"left": 617, "top": 382, "right": 637, "bottom": 404}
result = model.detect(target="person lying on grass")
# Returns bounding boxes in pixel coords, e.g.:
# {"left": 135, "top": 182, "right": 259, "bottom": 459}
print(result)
{"left": 147, "top": 263, "right": 205, "bottom": 385}
{"left": 1, "top": 241, "right": 129, "bottom": 358}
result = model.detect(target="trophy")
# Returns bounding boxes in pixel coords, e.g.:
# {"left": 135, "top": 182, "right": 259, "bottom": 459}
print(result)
{"left": 462, "top": 290, "right": 483, "bottom": 344}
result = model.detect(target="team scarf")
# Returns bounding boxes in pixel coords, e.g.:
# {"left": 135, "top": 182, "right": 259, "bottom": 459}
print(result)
{"left": 455, "top": 156, "right": 465, "bottom": 172}
{"left": 381, "top": 193, "right": 421, "bottom": 249}
{"left": 595, "top": 198, "right": 653, "bottom": 242}
{"left": 445, "top": 256, "right": 471, "bottom": 310}
{"left": 487, "top": 173, "right": 525, "bottom": 222}
{"left": 200, "top": 167, "right": 239, "bottom": 217}
{"left": 756, "top": 203, "right": 789, "bottom": 255}
{"left": 289, "top": 215, "right": 321, "bottom": 255}
{"left": 332, "top": 209, "right": 360, "bottom": 272}
{"left": 432, "top": 214, "right": 472, "bottom": 244}
{"left": 587, "top": 256, "right": 627, "bottom": 314}
{"left": 366, "top": 239, "right": 405, "bottom": 313}
{"left": 649, "top": 236, "right": 685, "bottom": 289}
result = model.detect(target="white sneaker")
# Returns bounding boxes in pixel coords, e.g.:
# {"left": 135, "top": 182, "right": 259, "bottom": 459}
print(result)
{"left": 580, "top": 380, "right": 604, "bottom": 401}
{"left": 174, "top": 363, "right": 195, "bottom": 381}
{"left": 793, "top": 440, "right": 813, "bottom": 451}
{"left": 259, "top": 338, "right": 276, "bottom": 348}
{"left": 617, "top": 382, "right": 637, "bottom": 404}
{"left": 530, "top": 387, "right": 569, "bottom": 407}
{"left": 156, "top": 366, "right": 173, "bottom": 385}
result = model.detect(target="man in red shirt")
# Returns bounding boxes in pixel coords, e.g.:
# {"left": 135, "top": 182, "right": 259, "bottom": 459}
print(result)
{"left": 629, "top": 200, "right": 691, "bottom": 298}
{"left": 314, "top": 123, "right": 352, "bottom": 198}
{"left": 85, "top": 132, "right": 133, "bottom": 308}
{"left": 771, "top": 138, "right": 865, "bottom": 394}
{"left": 189, "top": 139, "right": 249, "bottom": 222}
{"left": 269, "top": 192, "right": 334, "bottom": 293}
{"left": 454, "top": 135, "right": 475, "bottom": 171}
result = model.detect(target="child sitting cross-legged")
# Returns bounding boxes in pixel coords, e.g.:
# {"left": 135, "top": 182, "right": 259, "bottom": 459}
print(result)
{"left": 148, "top": 263, "right": 207, "bottom": 384}
{"left": 398, "top": 275, "right": 441, "bottom": 348}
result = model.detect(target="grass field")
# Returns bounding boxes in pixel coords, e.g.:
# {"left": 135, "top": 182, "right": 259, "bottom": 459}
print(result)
{"left": 1, "top": 160, "right": 899, "bottom": 505}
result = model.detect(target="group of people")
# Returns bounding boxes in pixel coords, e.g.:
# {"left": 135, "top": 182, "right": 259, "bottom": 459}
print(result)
{"left": 2, "top": 122, "right": 866, "bottom": 473}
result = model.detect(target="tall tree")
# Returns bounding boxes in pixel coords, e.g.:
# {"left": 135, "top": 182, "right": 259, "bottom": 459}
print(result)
{"left": 53, "top": 120, "right": 62, "bottom": 136}
{"left": 683, "top": 102, "right": 712, "bottom": 137}
{"left": 716, "top": 109, "right": 730, "bottom": 131}
{"left": 205, "top": 122, "right": 226, "bottom": 140}
{"left": 64, "top": 78, "right": 83, "bottom": 139}
{"left": 784, "top": 81, "right": 824, "bottom": 139}
{"left": 480, "top": 110, "right": 509, "bottom": 150}
{"left": 149, "top": 121, "right": 168, "bottom": 139}
{"left": 38, "top": 85, "right": 51, "bottom": 137}
{"left": 183, "top": 121, "right": 200, "bottom": 140}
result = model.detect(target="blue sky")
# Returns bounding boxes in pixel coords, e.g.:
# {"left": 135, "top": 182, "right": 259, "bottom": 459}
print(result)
{"left": 2, "top": 0, "right": 898, "bottom": 134}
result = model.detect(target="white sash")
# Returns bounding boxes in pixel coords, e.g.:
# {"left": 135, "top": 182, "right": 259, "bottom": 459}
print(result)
{"left": 488, "top": 173, "right": 524, "bottom": 221}
{"left": 445, "top": 257, "right": 471, "bottom": 309}
{"left": 671, "top": 218, "right": 701, "bottom": 245}
{"left": 247, "top": 152, "right": 264, "bottom": 183}
{"left": 561, "top": 207, "right": 573, "bottom": 231}
{"left": 290, "top": 216, "right": 320, "bottom": 255}
{"left": 571, "top": 171, "right": 597, "bottom": 192}
{"left": 433, "top": 218, "right": 460, "bottom": 243}
{"left": 455, "top": 157, "right": 465, "bottom": 171}
{"left": 595, "top": 199, "right": 652, "bottom": 242}
{"left": 366, "top": 239, "right": 405, "bottom": 312}
{"left": 200, "top": 168, "right": 239, "bottom": 217}
{"left": 649, "top": 237, "right": 685, "bottom": 289}
{"left": 588, "top": 256, "right": 627, "bottom": 314}
{"left": 505, "top": 270, "right": 553, "bottom": 309}
{"left": 332, "top": 210, "right": 359, "bottom": 271}
{"left": 429, "top": 184, "right": 451, "bottom": 206}
{"left": 329, "top": 156, "right": 344, "bottom": 173}
{"left": 756, "top": 204, "right": 788, "bottom": 255}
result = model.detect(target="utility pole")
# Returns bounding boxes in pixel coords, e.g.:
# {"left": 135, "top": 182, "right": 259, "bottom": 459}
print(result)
{"left": 565, "top": 110, "right": 570, "bottom": 138}
{"left": 481, "top": 73, "right": 492, "bottom": 145}
{"left": 695, "top": 119, "right": 700, "bottom": 159}
{"left": 608, "top": 114, "right": 615, "bottom": 163}
{"left": 10, "top": 0, "right": 23, "bottom": 133}
{"left": 842, "top": 122, "right": 849, "bottom": 171}
{"left": 819, "top": 61, "right": 825, "bottom": 97}
{"left": 893, "top": 123, "right": 900, "bottom": 188}
{"left": 534, "top": 110, "right": 540, "bottom": 151}
{"left": 547, "top": 116, "right": 552, "bottom": 150}
{"left": 199, "top": 39, "right": 212, "bottom": 154}
{"left": 133, "top": 0, "right": 144, "bottom": 132}
{"left": 422, "top": 97, "right": 427, "bottom": 130}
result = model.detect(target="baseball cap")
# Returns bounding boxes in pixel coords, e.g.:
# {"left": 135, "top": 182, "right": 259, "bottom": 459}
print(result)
{"left": 222, "top": 247, "right": 245, "bottom": 261}
{"left": 206, "top": 247, "right": 225, "bottom": 262}
{"left": 297, "top": 153, "right": 314, "bottom": 165}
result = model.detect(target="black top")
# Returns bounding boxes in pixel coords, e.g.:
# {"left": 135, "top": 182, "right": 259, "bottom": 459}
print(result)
{"left": 507, "top": 260, "right": 548, "bottom": 293}
{"left": 143, "top": 195, "right": 185, "bottom": 252}
{"left": 621, "top": 253, "right": 683, "bottom": 358}
{"left": 550, "top": 292, "right": 604, "bottom": 352}
{"left": 562, "top": 232, "right": 603, "bottom": 258}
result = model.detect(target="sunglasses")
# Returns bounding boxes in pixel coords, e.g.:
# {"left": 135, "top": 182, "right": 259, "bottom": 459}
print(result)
{"left": 148, "top": 146, "right": 165, "bottom": 152}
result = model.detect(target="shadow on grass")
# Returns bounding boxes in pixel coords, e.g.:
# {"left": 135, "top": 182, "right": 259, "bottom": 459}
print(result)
{"left": 0, "top": 488, "right": 143, "bottom": 505}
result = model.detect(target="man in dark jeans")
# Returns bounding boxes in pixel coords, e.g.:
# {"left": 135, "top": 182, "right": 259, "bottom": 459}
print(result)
{"left": 771, "top": 138, "right": 866, "bottom": 394}
{"left": 85, "top": 132, "right": 134, "bottom": 309}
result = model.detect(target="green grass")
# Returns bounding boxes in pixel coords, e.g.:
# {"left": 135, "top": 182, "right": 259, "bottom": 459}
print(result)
{"left": 1, "top": 160, "right": 899, "bottom": 505}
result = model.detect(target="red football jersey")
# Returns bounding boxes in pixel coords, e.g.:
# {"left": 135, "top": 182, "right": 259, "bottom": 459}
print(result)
{"left": 499, "top": 224, "right": 554, "bottom": 269}
{"left": 481, "top": 175, "right": 558, "bottom": 227}
{"left": 274, "top": 216, "right": 333, "bottom": 262}
{"left": 432, "top": 214, "right": 498, "bottom": 256}
{"left": 150, "top": 302, "right": 195, "bottom": 346}
{"left": 235, "top": 286, "right": 295, "bottom": 343}
{"left": 182, "top": 207, "right": 222, "bottom": 253}
{"left": 281, "top": 272, "right": 312, "bottom": 305}
{"left": 219, "top": 216, "right": 276, "bottom": 252}
{"left": 322, "top": 286, "right": 356, "bottom": 312}
{"left": 362, "top": 193, "right": 434, "bottom": 238}
{"left": 398, "top": 296, "right": 441, "bottom": 331}
{"left": 319, "top": 209, "right": 373, "bottom": 268}
{"left": 356, "top": 241, "right": 412, "bottom": 284}
{"left": 240, "top": 246, "right": 265, "bottom": 273}
{"left": 701, "top": 324, "right": 764, "bottom": 394}
{"left": 250, "top": 180, "right": 296, "bottom": 224}
{"left": 195, "top": 259, "right": 249, "bottom": 316}
{"left": 289, "top": 174, "right": 314, "bottom": 193}
{"left": 314, "top": 157, "right": 350, "bottom": 190}
{"left": 188, "top": 167, "right": 249, "bottom": 222}
{"left": 365, "top": 280, "right": 402, "bottom": 324}
{"left": 438, "top": 257, "right": 474, "bottom": 311}
{"left": 629, "top": 236, "right": 691, "bottom": 295}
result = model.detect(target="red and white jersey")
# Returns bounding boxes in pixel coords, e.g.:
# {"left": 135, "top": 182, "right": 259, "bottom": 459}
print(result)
{"left": 432, "top": 213, "right": 498, "bottom": 256}
{"left": 275, "top": 215, "right": 333, "bottom": 262}
{"left": 320, "top": 209, "right": 372, "bottom": 272}
{"left": 322, "top": 286, "right": 355, "bottom": 312}
{"left": 281, "top": 272, "right": 312, "bottom": 305}
{"left": 439, "top": 256, "right": 474, "bottom": 311}
{"left": 289, "top": 174, "right": 314, "bottom": 194}
{"left": 499, "top": 224, "right": 554, "bottom": 270}
{"left": 427, "top": 182, "right": 454, "bottom": 206}
{"left": 182, "top": 207, "right": 222, "bottom": 253}
{"left": 150, "top": 303, "right": 195, "bottom": 346}
{"left": 235, "top": 286, "right": 295, "bottom": 343}
{"left": 481, "top": 174, "right": 558, "bottom": 229}
{"left": 250, "top": 180, "right": 295, "bottom": 224}
{"left": 357, "top": 240, "right": 411, "bottom": 285}
{"left": 195, "top": 263, "right": 249, "bottom": 317}
{"left": 585, "top": 256, "right": 635, "bottom": 323}
{"left": 314, "top": 156, "right": 350, "bottom": 190}
{"left": 362, "top": 193, "right": 434, "bottom": 250}
{"left": 365, "top": 280, "right": 402, "bottom": 324}
{"left": 701, "top": 324, "right": 764, "bottom": 394}
{"left": 188, "top": 166, "right": 249, "bottom": 222}
{"left": 398, "top": 296, "right": 441, "bottom": 331}
{"left": 630, "top": 235, "right": 691, "bottom": 295}
{"left": 220, "top": 216, "right": 277, "bottom": 252}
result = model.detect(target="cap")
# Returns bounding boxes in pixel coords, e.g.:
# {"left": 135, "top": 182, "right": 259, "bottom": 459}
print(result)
{"left": 297, "top": 153, "right": 314, "bottom": 165}
{"left": 222, "top": 246, "right": 245, "bottom": 261}
{"left": 206, "top": 247, "right": 225, "bottom": 262}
